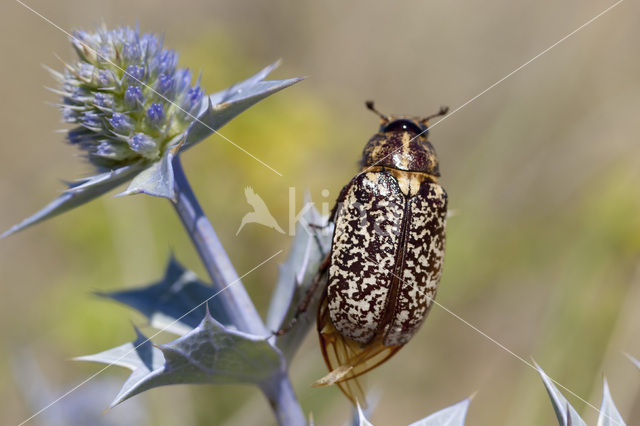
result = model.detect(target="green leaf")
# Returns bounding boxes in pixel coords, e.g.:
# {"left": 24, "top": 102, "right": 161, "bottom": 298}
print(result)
{"left": 182, "top": 61, "right": 304, "bottom": 150}
{"left": 97, "top": 255, "right": 231, "bottom": 335}
{"left": 268, "top": 193, "right": 332, "bottom": 362}
{"left": 597, "top": 378, "right": 626, "bottom": 426}
{"left": 408, "top": 397, "right": 471, "bottom": 426}
{"left": 79, "top": 311, "right": 283, "bottom": 406}
{"left": 1, "top": 163, "right": 145, "bottom": 238}
{"left": 536, "top": 363, "right": 586, "bottom": 426}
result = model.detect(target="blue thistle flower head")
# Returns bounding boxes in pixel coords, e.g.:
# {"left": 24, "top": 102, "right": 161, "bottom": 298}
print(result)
{"left": 55, "top": 25, "right": 205, "bottom": 169}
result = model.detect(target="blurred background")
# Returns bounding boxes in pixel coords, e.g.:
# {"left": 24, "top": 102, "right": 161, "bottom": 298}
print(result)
{"left": 1, "top": 0, "right": 639, "bottom": 425}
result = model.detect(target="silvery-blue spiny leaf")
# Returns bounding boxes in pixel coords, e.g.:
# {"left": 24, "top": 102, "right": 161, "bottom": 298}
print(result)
{"left": 597, "top": 378, "right": 626, "bottom": 426}
{"left": 266, "top": 193, "right": 327, "bottom": 329}
{"left": 352, "top": 397, "right": 472, "bottom": 426}
{"left": 75, "top": 327, "right": 165, "bottom": 408}
{"left": 536, "top": 363, "right": 586, "bottom": 426}
{"left": 268, "top": 193, "right": 333, "bottom": 362}
{"left": 408, "top": 397, "right": 471, "bottom": 426}
{"left": 84, "top": 310, "right": 282, "bottom": 406}
{"left": 97, "top": 255, "right": 231, "bottom": 335}
{"left": 181, "top": 61, "right": 304, "bottom": 150}
{"left": 1, "top": 164, "right": 144, "bottom": 238}
{"left": 356, "top": 403, "right": 374, "bottom": 426}
{"left": 348, "top": 392, "right": 380, "bottom": 426}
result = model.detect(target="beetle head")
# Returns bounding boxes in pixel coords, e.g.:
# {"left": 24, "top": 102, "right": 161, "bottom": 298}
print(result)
{"left": 361, "top": 101, "right": 448, "bottom": 176}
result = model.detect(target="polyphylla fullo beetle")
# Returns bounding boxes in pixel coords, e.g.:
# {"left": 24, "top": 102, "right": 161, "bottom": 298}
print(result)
{"left": 312, "top": 101, "right": 449, "bottom": 403}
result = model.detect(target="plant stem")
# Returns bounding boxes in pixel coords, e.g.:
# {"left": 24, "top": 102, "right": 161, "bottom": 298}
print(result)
{"left": 171, "top": 155, "right": 305, "bottom": 425}
{"left": 260, "top": 371, "right": 307, "bottom": 426}
{"left": 171, "top": 155, "right": 267, "bottom": 335}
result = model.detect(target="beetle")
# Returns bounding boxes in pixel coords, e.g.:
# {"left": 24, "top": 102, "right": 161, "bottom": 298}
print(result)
{"left": 313, "top": 101, "right": 449, "bottom": 403}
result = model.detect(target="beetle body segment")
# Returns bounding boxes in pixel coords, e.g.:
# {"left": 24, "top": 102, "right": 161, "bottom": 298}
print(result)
{"left": 361, "top": 130, "right": 441, "bottom": 176}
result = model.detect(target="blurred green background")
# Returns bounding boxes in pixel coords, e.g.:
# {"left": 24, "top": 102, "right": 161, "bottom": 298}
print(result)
{"left": 1, "top": 1, "right": 639, "bottom": 425}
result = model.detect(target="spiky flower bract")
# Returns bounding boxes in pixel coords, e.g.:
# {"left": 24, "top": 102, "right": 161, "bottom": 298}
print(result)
{"left": 55, "top": 25, "right": 204, "bottom": 170}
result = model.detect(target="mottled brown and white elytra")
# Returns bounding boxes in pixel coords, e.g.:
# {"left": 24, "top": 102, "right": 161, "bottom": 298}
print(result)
{"left": 314, "top": 101, "right": 449, "bottom": 404}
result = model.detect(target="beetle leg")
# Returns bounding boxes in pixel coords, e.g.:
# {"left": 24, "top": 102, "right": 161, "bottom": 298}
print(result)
{"left": 273, "top": 253, "right": 331, "bottom": 336}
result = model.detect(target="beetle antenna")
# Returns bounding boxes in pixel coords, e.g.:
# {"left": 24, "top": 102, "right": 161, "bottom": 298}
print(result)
{"left": 365, "top": 100, "right": 390, "bottom": 123}
{"left": 421, "top": 106, "right": 449, "bottom": 124}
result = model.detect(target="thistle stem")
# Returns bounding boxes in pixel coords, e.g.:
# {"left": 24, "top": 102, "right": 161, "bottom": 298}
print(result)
{"left": 171, "top": 155, "right": 266, "bottom": 335}
{"left": 260, "top": 371, "right": 307, "bottom": 426}
{"left": 171, "top": 155, "right": 305, "bottom": 426}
